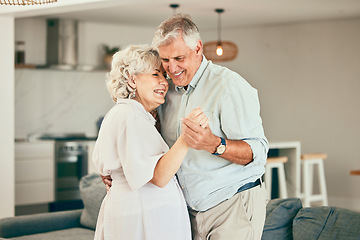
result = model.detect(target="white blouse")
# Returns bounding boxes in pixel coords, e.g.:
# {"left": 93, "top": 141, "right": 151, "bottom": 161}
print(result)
{"left": 93, "top": 99, "right": 191, "bottom": 240}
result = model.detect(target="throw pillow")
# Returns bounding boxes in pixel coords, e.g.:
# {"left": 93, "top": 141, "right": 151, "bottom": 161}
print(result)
{"left": 262, "top": 198, "right": 303, "bottom": 240}
{"left": 79, "top": 173, "right": 107, "bottom": 230}
{"left": 293, "top": 206, "right": 360, "bottom": 240}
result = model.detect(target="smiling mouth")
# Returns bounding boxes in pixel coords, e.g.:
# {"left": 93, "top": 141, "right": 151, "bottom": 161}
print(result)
{"left": 173, "top": 70, "right": 184, "bottom": 77}
{"left": 154, "top": 89, "right": 166, "bottom": 97}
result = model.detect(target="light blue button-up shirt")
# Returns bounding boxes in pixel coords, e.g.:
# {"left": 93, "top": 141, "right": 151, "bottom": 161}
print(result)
{"left": 158, "top": 56, "right": 269, "bottom": 211}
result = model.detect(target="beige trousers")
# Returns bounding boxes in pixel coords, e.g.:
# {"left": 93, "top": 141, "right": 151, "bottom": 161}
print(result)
{"left": 189, "top": 182, "right": 268, "bottom": 240}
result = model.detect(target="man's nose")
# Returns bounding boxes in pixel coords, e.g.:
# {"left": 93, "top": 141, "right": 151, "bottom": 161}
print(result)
{"left": 168, "top": 61, "right": 177, "bottom": 73}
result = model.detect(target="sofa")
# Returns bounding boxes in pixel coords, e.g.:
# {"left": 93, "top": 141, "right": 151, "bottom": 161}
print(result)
{"left": 1, "top": 173, "right": 359, "bottom": 240}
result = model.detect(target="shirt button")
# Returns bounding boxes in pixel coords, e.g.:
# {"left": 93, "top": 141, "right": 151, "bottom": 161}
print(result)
{"left": 181, "top": 186, "right": 185, "bottom": 189}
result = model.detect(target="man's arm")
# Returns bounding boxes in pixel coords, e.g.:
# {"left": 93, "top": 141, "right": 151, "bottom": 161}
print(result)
{"left": 181, "top": 118, "right": 253, "bottom": 165}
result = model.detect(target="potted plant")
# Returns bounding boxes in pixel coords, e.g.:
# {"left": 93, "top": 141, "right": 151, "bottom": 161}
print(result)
{"left": 103, "top": 44, "right": 119, "bottom": 67}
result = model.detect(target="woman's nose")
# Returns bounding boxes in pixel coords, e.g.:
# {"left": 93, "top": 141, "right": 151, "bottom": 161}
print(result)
{"left": 160, "top": 76, "right": 169, "bottom": 86}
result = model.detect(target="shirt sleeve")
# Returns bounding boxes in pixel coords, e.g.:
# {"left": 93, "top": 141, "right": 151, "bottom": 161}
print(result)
{"left": 220, "top": 77, "right": 269, "bottom": 166}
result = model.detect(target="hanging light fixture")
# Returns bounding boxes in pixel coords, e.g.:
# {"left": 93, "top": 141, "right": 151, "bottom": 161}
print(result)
{"left": 0, "top": 0, "right": 57, "bottom": 5}
{"left": 215, "top": 9, "right": 224, "bottom": 57}
{"left": 169, "top": 3, "right": 179, "bottom": 15}
{"left": 203, "top": 8, "right": 238, "bottom": 62}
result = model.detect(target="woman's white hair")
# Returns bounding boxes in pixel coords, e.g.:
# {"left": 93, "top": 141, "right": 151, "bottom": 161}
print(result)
{"left": 106, "top": 44, "right": 161, "bottom": 102}
{"left": 152, "top": 13, "right": 201, "bottom": 50}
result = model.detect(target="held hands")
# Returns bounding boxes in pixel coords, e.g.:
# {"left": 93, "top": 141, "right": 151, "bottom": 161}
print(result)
{"left": 181, "top": 108, "right": 218, "bottom": 153}
{"left": 185, "top": 107, "right": 209, "bottom": 129}
{"left": 101, "top": 108, "right": 215, "bottom": 191}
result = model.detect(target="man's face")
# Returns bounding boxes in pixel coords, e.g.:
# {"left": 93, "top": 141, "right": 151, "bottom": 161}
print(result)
{"left": 158, "top": 34, "right": 202, "bottom": 87}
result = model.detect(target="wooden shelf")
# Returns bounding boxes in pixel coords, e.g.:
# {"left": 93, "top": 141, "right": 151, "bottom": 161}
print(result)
{"left": 15, "top": 64, "right": 37, "bottom": 69}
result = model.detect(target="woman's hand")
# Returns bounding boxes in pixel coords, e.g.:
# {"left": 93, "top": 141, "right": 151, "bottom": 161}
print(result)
{"left": 185, "top": 107, "right": 209, "bottom": 128}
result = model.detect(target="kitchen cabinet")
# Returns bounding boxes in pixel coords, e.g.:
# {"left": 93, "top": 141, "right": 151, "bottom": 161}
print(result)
{"left": 15, "top": 140, "right": 97, "bottom": 206}
{"left": 15, "top": 141, "right": 55, "bottom": 206}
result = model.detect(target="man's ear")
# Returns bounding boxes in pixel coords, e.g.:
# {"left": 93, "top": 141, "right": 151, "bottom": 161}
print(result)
{"left": 195, "top": 40, "right": 203, "bottom": 56}
{"left": 128, "top": 76, "right": 136, "bottom": 89}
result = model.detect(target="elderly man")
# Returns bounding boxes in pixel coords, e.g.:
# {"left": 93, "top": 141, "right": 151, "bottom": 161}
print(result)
{"left": 153, "top": 14, "right": 269, "bottom": 240}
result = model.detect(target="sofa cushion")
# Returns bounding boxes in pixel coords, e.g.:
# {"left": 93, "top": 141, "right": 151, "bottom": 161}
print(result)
{"left": 79, "top": 173, "right": 107, "bottom": 230}
{"left": 293, "top": 206, "right": 360, "bottom": 240}
{"left": 9, "top": 228, "right": 94, "bottom": 240}
{"left": 262, "top": 198, "right": 302, "bottom": 240}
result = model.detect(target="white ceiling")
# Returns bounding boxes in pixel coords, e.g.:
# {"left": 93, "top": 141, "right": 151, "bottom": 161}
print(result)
{"left": 2, "top": 0, "right": 360, "bottom": 31}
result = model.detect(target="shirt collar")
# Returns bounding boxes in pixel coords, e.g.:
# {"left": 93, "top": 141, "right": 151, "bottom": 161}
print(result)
{"left": 175, "top": 55, "right": 209, "bottom": 93}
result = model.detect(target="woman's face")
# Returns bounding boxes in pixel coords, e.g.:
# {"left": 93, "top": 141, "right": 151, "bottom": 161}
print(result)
{"left": 134, "top": 66, "right": 169, "bottom": 112}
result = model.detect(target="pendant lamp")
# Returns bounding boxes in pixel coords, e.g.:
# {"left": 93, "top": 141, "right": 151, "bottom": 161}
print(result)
{"left": 203, "top": 9, "right": 238, "bottom": 62}
{"left": 0, "top": 0, "right": 57, "bottom": 5}
{"left": 169, "top": 3, "right": 179, "bottom": 15}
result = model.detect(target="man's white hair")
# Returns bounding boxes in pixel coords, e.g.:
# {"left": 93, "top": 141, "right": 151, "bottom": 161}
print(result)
{"left": 152, "top": 13, "right": 201, "bottom": 50}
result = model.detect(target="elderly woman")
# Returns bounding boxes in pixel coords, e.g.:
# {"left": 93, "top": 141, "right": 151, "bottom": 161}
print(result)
{"left": 92, "top": 45, "right": 206, "bottom": 240}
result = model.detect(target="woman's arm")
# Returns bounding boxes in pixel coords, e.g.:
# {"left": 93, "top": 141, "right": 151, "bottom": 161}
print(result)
{"left": 149, "top": 135, "right": 189, "bottom": 188}
{"left": 149, "top": 107, "right": 208, "bottom": 188}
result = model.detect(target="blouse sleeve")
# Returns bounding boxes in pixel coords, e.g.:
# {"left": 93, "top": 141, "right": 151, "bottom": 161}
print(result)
{"left": 92, "top": 105, "right": 169, "bottom": 191}
{"left": 118, "top": 113, "right": 169, "bottom": 191}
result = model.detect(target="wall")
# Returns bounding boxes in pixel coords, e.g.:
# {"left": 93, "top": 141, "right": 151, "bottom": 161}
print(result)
{"left": 15, "top": 18, "right": 156, "bottom": 67}
{"left": 15, "top": 69, "right": 113, "bottom": 138}
{"left": 77, "top": 21, "right": 156, "bottom": 67}
{"left": 0, "top": 16, "right": 15, "bottom": 218}
{"left": 15, "top": 18, "right": 46, "bottom": 65}
{"left": 201, "top": 18, "right": 360, "bottom": 210}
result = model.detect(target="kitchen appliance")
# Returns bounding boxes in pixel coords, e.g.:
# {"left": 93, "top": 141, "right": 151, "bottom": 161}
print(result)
{"left": 55, "top": 140, "right": 88, "bottom": 201}
{"left": 46, "top": 19, "right": 78, "bottom": 69}
{"left": 33, "top": 133, "right": 96, "bottom": 211}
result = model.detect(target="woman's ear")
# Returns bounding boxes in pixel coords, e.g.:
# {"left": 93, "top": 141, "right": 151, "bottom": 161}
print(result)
{"left": 128, "top": 76, "right": 136, "bottom": 89}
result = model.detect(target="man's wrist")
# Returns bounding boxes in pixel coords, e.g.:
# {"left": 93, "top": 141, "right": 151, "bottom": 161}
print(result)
{"left": 211, "top": 137, "right": 222, "bottom": 154}
{"left": 212, "top": 137, "right": 226, "bottom": 155}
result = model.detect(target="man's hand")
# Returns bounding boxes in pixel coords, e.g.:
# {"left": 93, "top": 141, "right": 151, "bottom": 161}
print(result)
{"left": 101, "top": 174, "right": 112, "bottom": 191}
{"left": 181, "top": 108, "right": 218, "bottom": 153}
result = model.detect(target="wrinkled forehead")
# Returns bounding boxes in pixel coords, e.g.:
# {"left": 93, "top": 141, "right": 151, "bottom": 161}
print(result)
{"left": 158, "top": 36, "right": 191, "bottom": 59}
